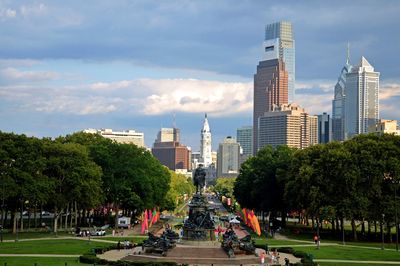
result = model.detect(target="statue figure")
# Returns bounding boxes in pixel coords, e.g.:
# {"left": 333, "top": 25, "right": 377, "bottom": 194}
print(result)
{"left": 193, "top": 164, "right": 206, "bottom": 194}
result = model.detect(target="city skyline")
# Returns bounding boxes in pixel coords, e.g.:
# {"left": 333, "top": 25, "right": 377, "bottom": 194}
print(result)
{"left": 1, "top": 1, "right": 400, "bottom": 150}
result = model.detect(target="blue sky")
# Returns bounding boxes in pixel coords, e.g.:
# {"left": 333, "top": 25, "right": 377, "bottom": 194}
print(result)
{"left": 1, "top": 0, "right": 399, "bottom": 150}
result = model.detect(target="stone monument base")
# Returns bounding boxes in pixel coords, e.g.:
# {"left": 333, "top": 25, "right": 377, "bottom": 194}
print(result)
{"left": 182, "top": 228, "right": 216, "bottom": 241}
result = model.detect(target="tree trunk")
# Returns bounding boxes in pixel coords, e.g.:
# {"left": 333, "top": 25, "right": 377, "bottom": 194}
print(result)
{"left": 34, "top": 206, "right": 37, "bottom": 229}
{"left": 65, "top": 204, "right": 69, "bottom": 230}
{"left": 361, "top": 220, "right": 365, "bottom": 238}
{"left": 39, "top": 206, "right": 43, "bottom": 228}
{"left": 12, "top": 210, "right": 17, "bottom": 234}
{"left": 19, "top": 206, "right": 23, "bottom": 232}
{"left": 281, "top": 210, "right": 287, "bottom": 228}
{"left": 53, "top": 207, "right": 58, "bottom": 234}
{"left": 28, "top": 209, "right": 31, "bottom": 230}
{"left": 70, "top": 203, "right": 74, "bottom": 229}
{"left": 114, "top": 206, "right": 119, "bottom": 229}
{"left": 74, "top": 202, "right": 78, "bottom": 228}
{"left": 374, "top": 220, "right": 377, "bottom": 236}
{"left": 387, "top": 223, "right": 392, "bottom": 243}
{"left": 367, "top": 220, "right": 371, "bottom": 239}
{"left": 351, "top": 219, "right": 357, "bottom": 241}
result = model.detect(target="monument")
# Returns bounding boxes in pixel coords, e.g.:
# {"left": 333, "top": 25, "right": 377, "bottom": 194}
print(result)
{"left": 182, "top": 164, "right": 215, "bottom": 241}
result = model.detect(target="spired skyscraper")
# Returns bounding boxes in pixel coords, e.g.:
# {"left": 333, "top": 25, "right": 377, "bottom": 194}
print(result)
{"left": 344, "top": 57, "right": 380, "bottom": 139}
{"left": 332, "top": 46, "right": 352, "bottom": 141}
{"left": 264, "top": 21, "right": 295, "bottom": 102}
{"left": 200, "top": 114, "right": 212, "bottom": 167}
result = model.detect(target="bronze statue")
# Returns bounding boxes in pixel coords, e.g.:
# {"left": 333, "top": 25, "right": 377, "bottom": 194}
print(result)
{"left": 193, "top": 164, "right": 206, "bottom": 194}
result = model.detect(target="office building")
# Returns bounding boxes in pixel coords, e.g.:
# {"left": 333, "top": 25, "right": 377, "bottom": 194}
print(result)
{"left": 264, "top": 21, "right": 295, "bottom": 102}
{"left": 258, "top": 103, "right": 318, "bottom": 150}
{"left": 368, "top": 119, "right": 399, "bottom": 135}
{"left": 332, "top": 46, "right": 352, "bottom": 141}
{"left": 345, "top": 57, "right": 380, "bottom": 139}
{"left": 152, "top": 127, "right": 190, "bottom": 171}
{"left": 155, "top": 128, "right": 180, "bottom": 143}
{"left": 200, "top": 114, "right": 212, "bottom": 167}
{"left": 317, "top": 113, "right": 332, "bottom": 143}
{"left": 253, "top": 59, "right": 288, "bottom": 154}
{"left": 83, "top": 128, "right": 145, "bottom": 148}
{"left": 236, "top": 126, "right": 253, "bottom": 156}
{"left": 217, "top": 137, "right": 240, "bottom": 178}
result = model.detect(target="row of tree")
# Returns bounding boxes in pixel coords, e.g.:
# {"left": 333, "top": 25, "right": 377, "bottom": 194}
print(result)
{"left": 0, "top": 131, "right": 194, "bottom": 233}
{"left": 234, "top": 134, "right": 400, "bottom": 241}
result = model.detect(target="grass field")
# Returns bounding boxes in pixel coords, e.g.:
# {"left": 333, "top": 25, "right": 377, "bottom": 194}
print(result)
{"left": 99, "top": 236, "right": 147, "bottom": 243}
{"left": 293, "top": 245, "right": 400, "bottom": 261}
{"left": 1, "top": 231, "right": 71, "bottom": 241}
{"left": 0, "top": 257, "right": 82, "bottom": 266}
{"left": 0, "top": 239, "right": 111, "bottom": 254}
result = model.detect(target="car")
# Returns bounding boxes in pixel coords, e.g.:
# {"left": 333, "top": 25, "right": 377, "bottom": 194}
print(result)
{"left": 90, "top": 229, "right": 106, "bottom": 236}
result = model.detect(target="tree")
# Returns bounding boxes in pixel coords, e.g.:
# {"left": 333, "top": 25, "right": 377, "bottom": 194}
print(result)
{"left": 43, "top": 141, "right": 102, "bottom": 233}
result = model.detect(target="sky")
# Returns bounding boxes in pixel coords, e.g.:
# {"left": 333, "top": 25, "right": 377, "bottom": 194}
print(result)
{"left": 1, "top": 0, "right": 400, "bottom": 150}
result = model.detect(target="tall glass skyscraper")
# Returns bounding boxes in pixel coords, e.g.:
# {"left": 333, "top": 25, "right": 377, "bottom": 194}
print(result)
{"left": 264, "top": 21, "right": 295, "bottom": 102}
{"left": 345, "top": 57, "right": 380, "bottom": 139}
{"left": 332, "top": 48, "right": 352, "bottom": 141}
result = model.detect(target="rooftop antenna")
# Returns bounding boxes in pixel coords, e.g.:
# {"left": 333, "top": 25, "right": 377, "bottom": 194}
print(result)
{"left": 346, "top": 42, "right": 350, "bottom": 65}
{"left": 172, "top": 112, "right": 176, "bottom": 128}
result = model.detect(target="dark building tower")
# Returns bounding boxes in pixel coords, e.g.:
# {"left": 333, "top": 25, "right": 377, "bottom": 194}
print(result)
{"left": 317, "top": 112, "right": 331, "bottom": 143}
{"left": 253, "top": 59, "right": 288, "bottom": 154}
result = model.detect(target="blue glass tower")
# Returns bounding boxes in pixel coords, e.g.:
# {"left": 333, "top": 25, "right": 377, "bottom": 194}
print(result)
{"left": 264, "top": 21, "right": 295, "bottom": 102}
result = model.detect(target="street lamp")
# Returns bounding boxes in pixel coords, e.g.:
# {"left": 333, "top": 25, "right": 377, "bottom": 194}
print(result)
{"left": 384, "top": 173, "right": 399, "bottom": 252}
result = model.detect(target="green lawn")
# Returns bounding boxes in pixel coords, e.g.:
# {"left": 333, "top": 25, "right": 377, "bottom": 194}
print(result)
{"left": 294, "top": 245, "right": 400, "bottom": 261}
{"left": 1, "top": 231, "right": 71, "bottom": 241}
{"left": 318, "top": 263, "right": 400, "bottom": 266}
{"left": 0, "top": 257, "right": 83, "bottom": 266}
{"left": 100, "top": 236, "right": 146, "bottom": 243}
{"left": 0, "top": 239, "right": 111, "bottom": 254}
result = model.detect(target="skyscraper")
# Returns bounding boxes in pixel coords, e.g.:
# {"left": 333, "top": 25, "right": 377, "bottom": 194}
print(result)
{"left": 236, "top": 126, "right": 253, "bottom": 156}
{"left": 264, "top": 21, "right": 295, "bottom": 102}
{"left": 253, "top": 59, "right": 288, "bottom": 154}
{"left": 332, "top": 46, "right": 352, "bottom": 141}
{"left": 344, "top": 57, "right": 380, "bottom": 139}
{"left": 317, "top": 112, "right": 332, "bottom": 144}
{"left": 152, "top": 127, "right": 190, "bottom": 171}
{"left": 155, "top": 127, "right": 180, "bottom": 143}
{"left": 200, "top": 114, "right": 212, "bottom": 167}
{"left": 217, "top": 137, "right": 240, "bottom": 178}
{"left": 258, "top": 103, "right": 317, "bottom": 150}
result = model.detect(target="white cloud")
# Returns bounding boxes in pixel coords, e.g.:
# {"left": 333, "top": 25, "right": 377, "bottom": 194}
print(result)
{"left": 0, "top": 78, "right": 253, "bottom": 116}
{"left": 20, "top": 3, "right": 47, "bottom": 17}
{"left": 0, "top": 8, "right": 16, "bottom": 20}
{"left": 0, "top": 67, "right": 59, "bottom": 81}
{"left": 137, "top": 79, "right": 252, "bottom": 116}
{"left": 380, "top": 82, "right": 400, "bottom": 100}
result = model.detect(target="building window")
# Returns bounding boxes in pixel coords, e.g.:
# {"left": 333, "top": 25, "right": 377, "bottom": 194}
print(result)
{"left": 265, "top": 46, "right": 274, "bottom": 52}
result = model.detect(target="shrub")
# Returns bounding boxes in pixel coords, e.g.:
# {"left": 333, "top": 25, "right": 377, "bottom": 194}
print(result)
{"left": 277, "top": 247, "right": 294, "bottom": 254}
{"left": 293, "top": 250, "right": 308, "bottom": 258}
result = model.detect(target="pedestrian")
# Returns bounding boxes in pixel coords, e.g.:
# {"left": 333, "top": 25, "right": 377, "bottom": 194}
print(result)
{"left": 314, "top": 235, "right": 318, "bottom": 244}
{"left": 117, "top": 241, "right": 121, "bottom": 251}
{"left": 260, "top": 251, "right": 265, "bottom": 264}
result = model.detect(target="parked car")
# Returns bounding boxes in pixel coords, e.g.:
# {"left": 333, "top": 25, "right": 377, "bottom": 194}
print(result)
{"left": 90, "top": 229, "right": 106, "bottom": 236}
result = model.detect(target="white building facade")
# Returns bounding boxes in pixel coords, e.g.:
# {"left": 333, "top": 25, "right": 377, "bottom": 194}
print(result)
{"left": 345, "top": 57, "right": 380, "bottom": 139}
{"left": 200, "top": 114, "right": 212, "bottom": 167}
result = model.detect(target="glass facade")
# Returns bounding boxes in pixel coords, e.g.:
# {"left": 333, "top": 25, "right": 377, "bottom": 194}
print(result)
{"left": 344, "top": 57, "right": 380, "bottom": 139}
{"left": 236, "top": 126, "right": 253, "bottom": 156}
{"left": 265, "top": 21, "right": 295, "bottom": 102}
